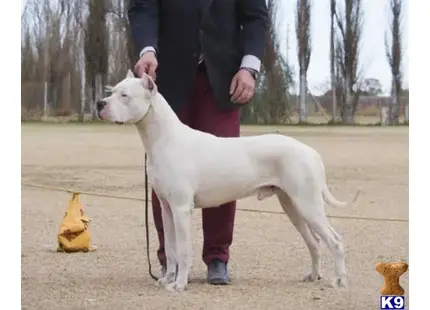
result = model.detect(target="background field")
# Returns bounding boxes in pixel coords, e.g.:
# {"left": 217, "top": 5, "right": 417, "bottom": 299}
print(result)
{"left": 21, "top": 124, "right": 408, "bottom": 310}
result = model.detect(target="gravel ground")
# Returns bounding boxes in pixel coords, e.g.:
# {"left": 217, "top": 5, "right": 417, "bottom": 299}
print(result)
{"left": 21, "top": 124, "right": 408, "bottom": 310}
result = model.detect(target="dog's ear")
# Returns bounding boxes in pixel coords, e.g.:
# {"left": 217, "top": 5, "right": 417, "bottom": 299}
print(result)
{"left": 126, "top": 69, "right": 134, "bottom": 79}
{"left": 143, "top": 74, "right": 158, "bottom": 95}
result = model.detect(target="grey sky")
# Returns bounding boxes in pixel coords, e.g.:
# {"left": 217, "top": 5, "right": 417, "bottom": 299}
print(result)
{"left": 277, "top": 0, "right": 409, "bottom": 95}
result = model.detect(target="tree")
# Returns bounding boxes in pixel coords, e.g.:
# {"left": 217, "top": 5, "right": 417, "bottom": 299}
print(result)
{"left": 21, "top": 0, "right": 84, "bottom": 118}
{"left": 360, "top": 78, "right": 383, "bottom": 96}
{"left": 105, "top": 0, "right": 137, "bottom": 83}
{"left": 85, "top": 0, "right": 109, "bottom": 120}
{"left": 335, "top": 0, "right": 363, "bottom": 124}
{"left": 21, "top": 0, "right": 299, "bottom": 124}
{"left": 243, "top": 0, "right": 294, "bottom": 125}
{"left": 330, "top": 0, "right": 337, "bottom": 122}
{"left": 385, "top": 0, "right": 403, "bottom": 125}
{"left": 295, "top": 0, "right": 312, "bottom": 123}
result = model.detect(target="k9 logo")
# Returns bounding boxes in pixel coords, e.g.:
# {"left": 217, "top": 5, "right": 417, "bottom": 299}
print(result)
{"left": 380, "top": 296, "right": 405, "bottom": 309}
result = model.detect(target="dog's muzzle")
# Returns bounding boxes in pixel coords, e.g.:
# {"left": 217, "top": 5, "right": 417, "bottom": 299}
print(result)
{"left": 96, "top": 100, "right": 107, "bottom": 112}
{"left": 96, "top": 100, "right": 107, "bottom": 120}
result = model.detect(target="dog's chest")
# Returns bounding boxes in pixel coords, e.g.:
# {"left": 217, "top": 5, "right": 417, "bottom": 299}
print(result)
{"left": 146, "top": 163, "right": 169, "bottom": 190}
{"left": 146, "top": 158, "right": 195, "bottom": 199}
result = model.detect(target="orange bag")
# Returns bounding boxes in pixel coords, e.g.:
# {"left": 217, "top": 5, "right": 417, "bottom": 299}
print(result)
{"left": 57, "top": 193, "right": 93, "bottom": 253}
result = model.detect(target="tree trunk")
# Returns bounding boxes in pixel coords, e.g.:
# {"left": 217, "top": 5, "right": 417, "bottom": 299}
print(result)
{"left": 389, "top": 84, "right": 400, "bottom": 125}
{"left": 330, "top": 1, "right": 337, "bottom": 122}
{"left": 61, "top": 73, "right": 72, "bottom": 115}
{"left": 93, "top": 73, "right": 102, "bottom": 120}
{"left": 43, "top": 81, "right": 48, "bottom": 119}
{"left": 342, "top": 76, "right": 354, "bottom": 124}
{"left": 299, "top": 70, "right": 307, "bottom": 123}
{"left": 86, "top": 85, "right": 93, "bottom": 116}
{"left": 79, "top": 68, "right": 86, "bottom": 122}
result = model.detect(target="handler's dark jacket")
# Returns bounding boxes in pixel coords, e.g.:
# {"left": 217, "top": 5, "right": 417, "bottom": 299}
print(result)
{"left": 127, "top": 0, "right": 268, "bottom": 113}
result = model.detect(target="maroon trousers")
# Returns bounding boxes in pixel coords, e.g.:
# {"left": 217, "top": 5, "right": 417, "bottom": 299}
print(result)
{"left": 152, "top": 68, "right": 240, "bottom": 266}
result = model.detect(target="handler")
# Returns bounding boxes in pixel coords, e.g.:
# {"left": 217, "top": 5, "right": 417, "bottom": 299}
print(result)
{"left": 128, "top": 0, "right": 268, "bottom": 285}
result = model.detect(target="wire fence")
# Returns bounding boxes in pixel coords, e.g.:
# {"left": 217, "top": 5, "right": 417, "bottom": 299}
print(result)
{"left": 22, "top": 182, "right": 408, "bottom": 223}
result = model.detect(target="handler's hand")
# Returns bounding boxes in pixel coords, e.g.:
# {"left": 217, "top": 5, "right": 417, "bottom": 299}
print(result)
{"left": 134, "top": 52, "right": 158, "bottom": 80}
{"left": 229, "top": 69, "right": 256, "bottom": 104}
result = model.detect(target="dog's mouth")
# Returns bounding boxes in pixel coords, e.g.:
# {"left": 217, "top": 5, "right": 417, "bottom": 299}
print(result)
{"left": 115, "top": 121, "right": 124, "bottom": 125}
{"left": 98, "top": 109, "right": 108, "bottom": 121}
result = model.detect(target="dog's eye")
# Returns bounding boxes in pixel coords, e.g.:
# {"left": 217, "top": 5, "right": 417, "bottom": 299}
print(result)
{"left": 121, "top": 93, "right": 127, "bottom": 98}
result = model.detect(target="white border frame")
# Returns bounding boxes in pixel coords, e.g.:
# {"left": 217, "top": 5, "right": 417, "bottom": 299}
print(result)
{"left": 12, "top": 0, "right": 419, "bottom": 309}
{"left": 2, "top": 1, "right": 21, "bottom": 309}
{"left": 409, "top": 0, "right": 428, "bottom": 308}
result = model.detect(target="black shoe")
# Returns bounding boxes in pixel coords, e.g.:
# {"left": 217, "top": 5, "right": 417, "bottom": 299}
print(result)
{"left": 207, "top": 259, "right": 230, "bottom": 285}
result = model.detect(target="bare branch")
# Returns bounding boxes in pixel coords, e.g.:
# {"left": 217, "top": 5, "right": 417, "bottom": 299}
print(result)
{"left": 334, "top": 7, "right": 345, "bottom": 41}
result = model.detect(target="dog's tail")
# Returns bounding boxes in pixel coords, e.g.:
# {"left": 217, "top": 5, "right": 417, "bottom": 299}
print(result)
{"left": 322, "top": 184, "right": 360, "bottom": 208}
{"left": 315, "top": 152, "right": 360, "bottom": 208}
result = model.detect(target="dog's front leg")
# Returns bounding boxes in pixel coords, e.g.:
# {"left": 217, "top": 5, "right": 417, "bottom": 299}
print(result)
{"left": 156, "top": 198, "right": 177, "bottom": 287}
{"left": 165, "top": 204, "right": 193, "bottom": 293}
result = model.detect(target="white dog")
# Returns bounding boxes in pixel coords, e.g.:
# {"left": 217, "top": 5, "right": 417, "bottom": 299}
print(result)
{"left": 97, "top": 70, "right": 360, "bottom": 293}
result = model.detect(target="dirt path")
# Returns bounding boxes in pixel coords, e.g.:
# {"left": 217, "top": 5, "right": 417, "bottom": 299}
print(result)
{"left": 21, "top": 124, "right": 408, "bottom": 310}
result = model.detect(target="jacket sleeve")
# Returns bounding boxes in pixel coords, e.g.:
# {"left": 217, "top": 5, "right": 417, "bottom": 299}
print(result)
{"left": 237, "top": 0, "right": 268, "bottom": 61}
{"left": 127, "top": 0, "right": 159, "bottom": 55}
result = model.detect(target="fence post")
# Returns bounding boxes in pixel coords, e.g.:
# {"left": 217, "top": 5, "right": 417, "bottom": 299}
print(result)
{"left": 43, "top": 81, "right": 48, "bottom": 120}
{"left": 380, "top": 105, "right": 389, "bottom": 126}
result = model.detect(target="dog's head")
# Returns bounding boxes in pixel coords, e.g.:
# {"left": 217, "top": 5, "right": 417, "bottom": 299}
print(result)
{"left": 96, "top": 70, "right": 157, "bottom": 124}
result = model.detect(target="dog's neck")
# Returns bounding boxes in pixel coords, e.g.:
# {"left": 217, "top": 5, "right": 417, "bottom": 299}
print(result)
{"left": 135, "top": 93, "right": 182, "bottom": 156}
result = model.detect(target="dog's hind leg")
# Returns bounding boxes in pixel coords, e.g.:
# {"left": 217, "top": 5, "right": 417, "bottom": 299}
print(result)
{"left": 294, "top": 193, "right": 348, "bottom": 288}
{"left": 277, "top": 191, "right": 322, "bottom": 282}
{"left": 156, "top": 198, "right": 177, "bottom": 287}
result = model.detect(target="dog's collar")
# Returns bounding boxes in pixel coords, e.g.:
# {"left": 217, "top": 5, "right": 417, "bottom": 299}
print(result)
{"left": 135, "top": 101, "right": 154, "bottom": 126}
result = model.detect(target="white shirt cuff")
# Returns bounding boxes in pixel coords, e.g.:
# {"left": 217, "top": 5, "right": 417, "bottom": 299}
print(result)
{"left": 139, "top": 46, "right": 157, "bottom": 58}
{"left": 240, "top": 55, "right": 261, "bottom": 73}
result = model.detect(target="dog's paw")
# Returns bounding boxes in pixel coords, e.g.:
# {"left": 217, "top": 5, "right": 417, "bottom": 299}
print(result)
{"left": 156, "top": 277, "right": 169, "bottom": 287}
{"left": 331, "top": 276, "right": 348, "bottom": 289}
{"left": 156, "top": 270, "right": 176, "bottom": 288}
{"left": 303, "top": 272, "right": 322, "bottom": 282}
{"left": 165, "top": 281, "right": 186, "bottom": 293}
{"left": 156, "top": 276, "right": 173, "bottom": 287}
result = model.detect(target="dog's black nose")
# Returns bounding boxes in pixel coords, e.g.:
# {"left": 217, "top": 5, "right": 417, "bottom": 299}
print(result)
{"left": 96, "top": 100, "right": 107, "bottom": 112}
